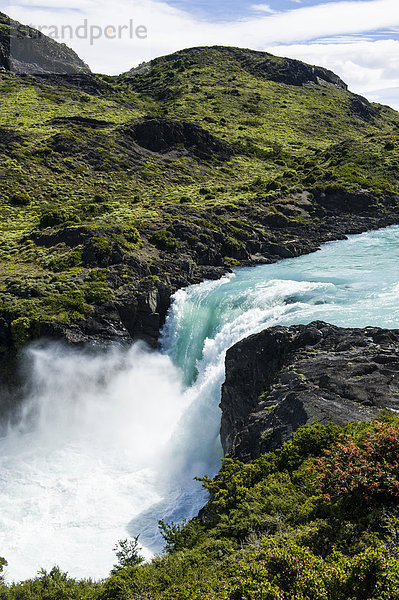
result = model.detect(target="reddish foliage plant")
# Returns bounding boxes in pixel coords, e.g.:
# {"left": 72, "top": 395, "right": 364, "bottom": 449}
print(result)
{"left": 314, "top": 423, "right": 399, "bottom": 503}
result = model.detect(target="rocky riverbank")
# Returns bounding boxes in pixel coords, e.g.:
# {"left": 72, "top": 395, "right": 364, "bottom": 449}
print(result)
{"left": 3, "top": 204, "right": 398, "bottom": 351}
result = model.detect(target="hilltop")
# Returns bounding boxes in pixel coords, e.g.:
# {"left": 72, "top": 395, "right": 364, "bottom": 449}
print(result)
{"left": 0, "top": 19, "right": 399, "bottom": 388}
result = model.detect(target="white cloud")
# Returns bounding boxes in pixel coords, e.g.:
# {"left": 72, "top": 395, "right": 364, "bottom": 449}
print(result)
{"left": 251, "top": 4, "right": 277, "bottom": 13}
{"left": 6, "top": 0, "right": 95, "bottom": 9}
{"left": 367, "top": 87, "right": 399, "bottom": 110}
{"left": 3, "top": 0, "right": 399, "bottom": 108}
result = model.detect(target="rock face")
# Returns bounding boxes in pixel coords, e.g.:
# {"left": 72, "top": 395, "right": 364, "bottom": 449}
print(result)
{"left": 226, "top": 47, "right": 348, "bottom": 89}
{"left": 0, "top": 12, "right": 90, "bottom": 74}
{"left": 221, "top": 322, "right": 399, "bottom": 461}
{"left": 127, "top": 118, "right": 235, "bottom": 161}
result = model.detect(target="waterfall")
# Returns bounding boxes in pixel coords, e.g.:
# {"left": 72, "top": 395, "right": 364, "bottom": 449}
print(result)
{"left": 0, "top": 225, "right": 398, "bottom": 582}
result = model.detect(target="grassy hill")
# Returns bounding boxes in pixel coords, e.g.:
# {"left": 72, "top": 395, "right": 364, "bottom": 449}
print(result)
{"left": 0, "top": 34, "right": 399, "bottom": 356}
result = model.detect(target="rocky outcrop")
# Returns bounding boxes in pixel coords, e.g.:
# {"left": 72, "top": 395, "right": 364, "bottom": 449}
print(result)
{"left": 0, "top": 12, "right": 90, "bottom": 74}
{"left": 350, "top": 95, "right": 379, "bottom": 122}
{"left": 9, "top": 203, "right": 396, "bottom": 353}
{"left": 232, "top": 49, "right": 348, "bottom": 89}
{"left": 221, "top": 322, "right": 399, "bottom": 461}
{"left": 125, "top": 118, "right": 235, "bottom": 161}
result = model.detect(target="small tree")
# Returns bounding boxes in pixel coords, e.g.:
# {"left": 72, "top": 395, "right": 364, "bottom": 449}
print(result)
{"left": 111, "top": 537, "right": 144, "bottom": 574}
{"left": 0, "top": 557, "right": 6, "bottom": 586}
{"left": 158, "top": 518, "right": 205, "bottom": 553}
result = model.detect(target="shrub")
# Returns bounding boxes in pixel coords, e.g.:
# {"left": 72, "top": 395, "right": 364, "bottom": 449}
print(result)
{"left": 227, "top": 543, "right": 328, "bottom": 600}
{"left": 10, "top": 191, "right": 30, "bottom": 206}
{"left": 158, "top": 519, "right": 206, "bottom": 553}
{"left": 222, "top": 541, "right": 399, "bottom": 600}
{"left": 0, "top": 557, "right": 6, "bottom": 585}
{"left": 5, "top": 566, "right": 100, "bottom": 600}
{"left": 92, "top": 237, "right": 113, "bottom": 255}
{"left": 50, "top": 248, "right": 83, "bottom": 272}
{"left": 83, "top": 281, "right": 114, "bottom": 305}
{"left": 277, "top": 422, "right": 341, "bottom": 472}
{"left": 10, "top": 316, "right": 31, "bottom": 349}
{"left": 150, "top": 229, "right": 178, "bottom": 251}
{"left": 314, "top": 423, "right": 399, "bottom": 503}
{"left": 48, "top": 290, "right": 88, "bottom": 316}
{"left": 111, "top": 538, "right": 144, "bottom": 573}
{"left": 39, "top": 209, "right": 79, "bottom": 228}
{"left": 223, "top": 235, "right": 244, "bottom": 257}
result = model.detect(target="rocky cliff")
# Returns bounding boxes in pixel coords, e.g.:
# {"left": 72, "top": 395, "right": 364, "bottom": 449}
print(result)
{"left": 0, "top": 12, "right": 90, "bottom": 74}
{"left": 221, "top": 322, "right": 399, "bottom": 461}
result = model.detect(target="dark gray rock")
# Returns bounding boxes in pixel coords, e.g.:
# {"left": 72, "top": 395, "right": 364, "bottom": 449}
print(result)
{"left": 0, "top": 11, "right": 90, "bottom": 74}
{"left": 220, "top": 322, "right": 399, "bottom": 461}
{"left": 125, "top": 118, "right": 235, "bottom": 161}
{"left": 350, "top": 95, "right": 379, "bottom": 122}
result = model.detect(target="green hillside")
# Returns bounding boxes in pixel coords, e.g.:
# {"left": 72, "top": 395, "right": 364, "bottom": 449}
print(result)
{"left": 1, "top": 42, "right": 399, "bottom": 351}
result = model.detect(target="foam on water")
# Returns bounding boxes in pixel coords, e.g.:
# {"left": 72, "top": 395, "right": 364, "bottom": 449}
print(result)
{"left": 0, "top": 225, "right": 398, "bottom": 582}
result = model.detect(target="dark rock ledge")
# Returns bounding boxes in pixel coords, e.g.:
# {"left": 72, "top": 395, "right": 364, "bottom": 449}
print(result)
{"left": 220, "top": 321, "right": 399, "bottom": 462}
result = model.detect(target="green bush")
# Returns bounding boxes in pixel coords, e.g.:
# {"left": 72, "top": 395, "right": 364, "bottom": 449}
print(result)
{"left": 159, "top": 519, "right": 206, "bottom": 553}
{"left": 39, "top": 209, "right": 78, "bottom": 228}
{"left": 10, "top": 316, "right": 31, "bottom": 349}
{"left": 83, "top": 281, "right": 114, "bottom": 305}
{"left": 49, "top": 248, "right": 83, "bottom": 272}
{"left": 4, "top": 566, "right": 99, "bottom": 600}
{"left": 92, "top": 237, "right": 113, "bottom": 255}
{"left": 221, "top": 541, "right": 399, "bottom": 600}
{"left": 48, "top": 290, "right": 88, "bottom": 316}
{"left": 10, "top": 191, "right": 31, "bottom": 206}
{"left": 111, "top": 538, "right": 144, "bottom": 573}
{"left": 150, "top": 229, "right": 178, "bottom": 251}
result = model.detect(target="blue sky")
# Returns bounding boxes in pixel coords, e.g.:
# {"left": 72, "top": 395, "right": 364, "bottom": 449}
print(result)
{"left": 167, "top": 0, "right": 294, "bottom": 20}
{"left": 167, "top": 0, "right": 365, "bottom": 21}
{"left": 166, "top": 0, "right": 399, "bottom": 43}
{"left": 3, "top": 0, "right": 399, "bottom": 109}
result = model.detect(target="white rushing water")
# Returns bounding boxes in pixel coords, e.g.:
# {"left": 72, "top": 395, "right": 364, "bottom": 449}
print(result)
{"left": 0, "top": 225, "right": 398, "bottom": 582}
